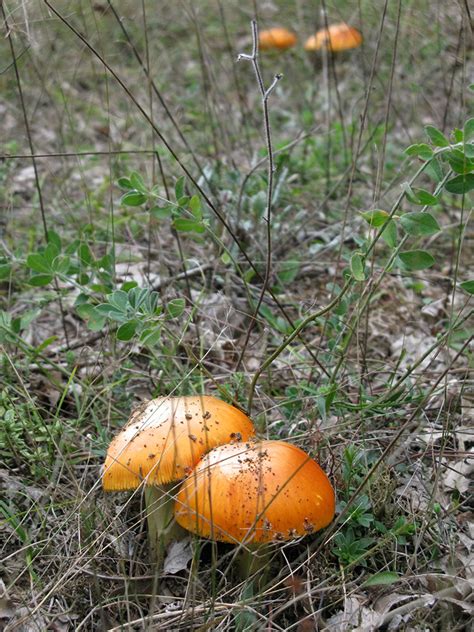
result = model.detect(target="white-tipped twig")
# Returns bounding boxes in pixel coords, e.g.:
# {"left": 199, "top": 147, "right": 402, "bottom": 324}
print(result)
{"left": 235, "top": 20, "right": 282, "bottom": 383}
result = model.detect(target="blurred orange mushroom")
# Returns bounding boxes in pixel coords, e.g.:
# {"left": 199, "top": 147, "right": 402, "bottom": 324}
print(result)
{"left": 259, "top": 27, "right": 297, "bottom": 51}
{"left": 305, "top": 22, "right": 362, "bottom": 53}
{"left": 175, "top": 440, "right": 334, "bottom": 577}
{"left": 103, "top": 395, "right": 255, "bottom": 564}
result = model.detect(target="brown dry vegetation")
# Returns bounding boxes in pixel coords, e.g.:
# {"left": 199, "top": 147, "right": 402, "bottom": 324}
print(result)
{"left": 1, "top": 1, "right": 473, "bottom": 630}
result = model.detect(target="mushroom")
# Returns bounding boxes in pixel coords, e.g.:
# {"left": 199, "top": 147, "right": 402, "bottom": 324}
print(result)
{"left": 258, "top": 27, "right": 297, "bottom": 51}
{"left": 304, "top": 23, "right": 362, "bottom": 53}
{"left": 102, "top": 395, "right": 255, "bottom": 565}
{"left": 175, "top": 440, "right": 335, "bottom": 578}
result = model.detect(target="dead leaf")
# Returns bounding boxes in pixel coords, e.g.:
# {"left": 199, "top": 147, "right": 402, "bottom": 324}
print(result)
{"left": 323, "top": 596, "right": 382, "bottom": 632}
{"left": 0, "top": 579, "right": 14, "bottom": 624}
{"left": 163, "top": 539, "right": 193, "bottom": 574}
{"left": 4, "top": 606, "right": 47, "bottom": 632}
{"left": 443, "top": 453, "right": 474, "bottom": 495}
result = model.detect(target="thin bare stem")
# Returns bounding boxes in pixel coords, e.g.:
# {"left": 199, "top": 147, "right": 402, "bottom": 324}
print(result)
{"left": 235, "top": 20, "right": 282, "bottom": 373}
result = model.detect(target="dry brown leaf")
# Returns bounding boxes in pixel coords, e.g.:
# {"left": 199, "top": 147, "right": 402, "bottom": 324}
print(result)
{"left": 163, "top": 539, "right": 193, "bottom": 575}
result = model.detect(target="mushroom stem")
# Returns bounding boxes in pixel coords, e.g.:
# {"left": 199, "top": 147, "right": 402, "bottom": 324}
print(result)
{"left": 237, "top": 544, "right": 271, "bottom": 587}
{"left": 145, "top": 484, "right": 185, "bottom": 566}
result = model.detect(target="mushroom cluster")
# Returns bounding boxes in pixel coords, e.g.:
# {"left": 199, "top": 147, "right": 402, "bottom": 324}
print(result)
{"left": 102, "top": 395, "right": 255, "bottom": 564}
{"left": 102, "top": 395, "right": 335, "bottom": 575}
{"left": 256, "top": 22, "right": 362, "bottom": 54}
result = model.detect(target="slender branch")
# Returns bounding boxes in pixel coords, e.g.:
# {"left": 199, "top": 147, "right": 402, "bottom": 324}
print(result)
{"left": 235, "top": 20, "right": 282, "bottom": 373}
{"left": 0, "top": 149, "right": 171, "bottom": 159}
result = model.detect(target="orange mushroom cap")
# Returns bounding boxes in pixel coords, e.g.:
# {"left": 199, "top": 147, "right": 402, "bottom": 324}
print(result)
{"left": 175, "top": 440, "right": 335, "bottom": 544}
{"left": 259, "top": 27, "right": 297, "bottom": 51}
{"left": 304, "top": 23, "right": 362, "bottom": 52}
{"left": 102, "top": 396, "right": 255, "bottom": 491}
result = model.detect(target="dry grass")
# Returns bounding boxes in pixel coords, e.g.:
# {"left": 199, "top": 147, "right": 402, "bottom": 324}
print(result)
{"left": 1, "top": 1, "right": 473, "bottom": 630}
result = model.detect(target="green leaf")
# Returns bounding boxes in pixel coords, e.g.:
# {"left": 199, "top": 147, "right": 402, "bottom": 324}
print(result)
{"left": 140, "top": 327, "right": 162, "bottom": 347}
{"left": 424, "top": 157, "right": 444, "bottom": 183}
{"left": 167, "top": 298, "right": 186, "bottom": 318}
{"left": 413, "top": 189, "right": 439, "bottom": 205}
{"left": 43, "top": 242, "right": 60, "bottom": 264}
{"left": 445, "top": 149, "right": 474, "bottom": 174}
{"left": 453, "top": 128, "right": 464, "bottom": 143}
{"left": 445, "top": 173, "right": 474, "bottom": 194}
{"left": 405, "top": 143, "right": 434, "bottom": 161}
{"left": 97, "top": 253, "right": 114, "bottom": 272}
{"left": 95, "top": 304, "right": 127, "bottom": 322}
{"left": 76, "top": 304, "right": 108, "bottom": 331}
{"left": 47, "top": 230, "right": 62, "bottom": 251}
{"left": 26, "top": 254, "right": 50, "bottom": 273}
{"left": 66, "top": 242, "right": 80, "bottom": 257}
{"left": 363, "top": 572, "right": 400, "bottom": 587}
{"left": 399, "top": 250, "right": 435, "bottom": 270}
{"left": 173, "top": 218, "right": 205, "bottom": 233}
{"left": 129, "top": 171, "right": 147, "bottom": 192}
{"left": 150, "top": 206, "right": 172, "bottom": 220}
{"left": 11, "top": 317, "right": 22, "bottom": 334}
{"left": 220, "top": 251, "right": 231, "bottom": 265}
{"left": 177, "top": 195, "right": 190, "bottom": 207}
{"left": 0, "top": 264, "right": 11, "bottom": 280}
{"left": 76, "top": 303, "right": 96, "bottom": 319}
{"left": 74, "top": 292, "right": 90, "bottom": 307}
{"left": 87, "top": 315, "right": 107, "bottom": 332}
{"left": 29, "top": 274, "right": 53, "bottom": 286}
{"left": 117, "top": 176, "right": 133, "bottom": 190}
{"left": 380, "top": 219, "right": 398, "bottom": 248}
{"left": 128, "top": 287, "right": 148, "bottom": 310}
{"left": 121, "top": 281, "right": 138, "bottom": 292}
{"left": 259, "top": 303, "right": 293, "bottom": 334}
{"left": 404, "top": 184, "right": 439, "bottom": 205}
{"left": 425, "top": 125, "right": 449, "bottom": 147}
{"left": 76, "top": 272, "right": 90, "bottom": 285}
{"left": 34, "top": 335, "right": 58, "bottom": 354}
{"left": 78, "top": 243, "right": 93, "bottom": 265}
{"left": 399, "top": 212, "right": 440, "bottom": 236}
{"left": 116, "top": 320, "right": 138, "bottom": 341}
{"left": 465, "top": 143, "right": 474, "bottom": 159}
{"left": 121, "top": 191, "right": 147, "bottom": 206}
{"left": 360, "top": 209, "right": 389, "bottom": 227}
{"left": 108, "top": 290, "right": 128, "bottom": 312}
{"left": 350, "top": 253, "right": 365, "bottom": 281}
{"left": 277, "top": 259, "right": 300, "bottom": 284}
{"left": 464, "top": 117, "right": 474, "bottom": 143}
{"left": 189, "top": 195, "right": 202, "bottom": 219}
{"left": 459, "top": 280, "right": 474, "bottom": 295}
{"left": 52, "top": 255, "right": 71, "bottom": 275}
{"left": 175, "top": 176, "right": 186, "bottom": 200}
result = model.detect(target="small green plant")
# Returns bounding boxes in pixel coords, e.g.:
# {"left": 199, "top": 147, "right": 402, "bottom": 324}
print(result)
{"left": 119, "top": 172, "right": 207, "bottom": 235}
{"left": 0, "top": 387, "right": 63, "bottom": 480}
{"left": 357, "top": 118, "right": 474, "bottom": 284}
{"left": 333, "top": 446, "right": 417, "bottom": 568}
{"left": 76, "top": 285, "right": 185, "bottom": 345}
{"left": 332, "top": 527, "right": 375, "bottom": 566}
{"left": 24, "top": 228, "right": 115, "bottom": 295}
